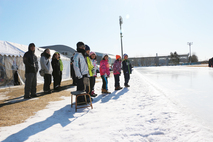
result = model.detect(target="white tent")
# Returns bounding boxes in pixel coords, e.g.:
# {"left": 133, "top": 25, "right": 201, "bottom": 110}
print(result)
{"left": 0, "top": 40, "right": 70, "bottom": 87}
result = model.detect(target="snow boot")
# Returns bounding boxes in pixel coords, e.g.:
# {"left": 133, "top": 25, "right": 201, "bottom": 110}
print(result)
{"left": 119, "top": 86, "right": 123, "bottom": 89}
{"left": 115, "top": 87, "right": 121, "bottom": 90}
{"left": 102, "top": 89, "right": 111, "bottom": 94}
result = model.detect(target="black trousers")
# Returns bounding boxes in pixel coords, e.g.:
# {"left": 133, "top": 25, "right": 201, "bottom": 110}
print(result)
{"left": 53, "top": 74, "right": 60, "bottom": 89}
{"left": 86, "top": 76, "right": 95, "bottom": 94}
{"left": 44, "top": 74, "right": 52, "bottom": 92}
{"left": 101, "top": 75, "right": 108, "bottom": 90}
{"left": 24, "top": 73, "right": 37, "bottom": 97}
{"left": 91, "top": 76, "right": 96, "bottom": 91}
{"left": 59, "top": 71, "right": 62, "bottom": 86}
{"left": 77, "top": 77, "right": 84, "bottom": 91}
{"left": 124, "top": 73, "right": 130, "bottom": 86}
{"left": 14, "top": 71, "right": 20, "bottom": 85}
{"left": 71, "top": 65, "right": 77, "bottom": 85}
{"left": 114, "top": 74, "right": 120, "bottom": 87}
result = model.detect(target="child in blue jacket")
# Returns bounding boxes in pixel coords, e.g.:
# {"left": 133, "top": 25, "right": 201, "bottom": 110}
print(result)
{"left": 122, "top": 53, "right": 132, "bottom": 87}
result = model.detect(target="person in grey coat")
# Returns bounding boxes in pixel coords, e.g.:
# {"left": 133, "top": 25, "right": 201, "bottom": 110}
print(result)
{"left": 40, "top": 48, "right": 53, "bottom": 94}
{"left": 23, "top": 43, "right": 39, "bottom": 99}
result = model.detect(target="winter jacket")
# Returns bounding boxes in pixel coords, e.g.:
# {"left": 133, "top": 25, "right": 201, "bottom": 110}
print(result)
{"left": 40, "top": 52, "right": 52, "bottom": 75}
{"left": 100, "top": 59, "right": 110, "bottom": 76}
{"left": 113, "top": 60, "right": 122, "bottom": 75}
{"left": 59, "top": 59, "right": 63, "bottom": 71}
{"left": 122, "top": 59, "right": 132, "bottom": 74}
{"left": 73, "top": 52, "right": 89, "bottom": 79}
{"left": 23, "top": 47, "right": 38, "bottom": 73}
{"left": 86, "top": 56, "right": 94, "bottom": 77}
{"left": 91, "top": 59, "right": 98, "bottom": 76}
{"left": 51, "top": 58, "right": 60, "bottom": 77}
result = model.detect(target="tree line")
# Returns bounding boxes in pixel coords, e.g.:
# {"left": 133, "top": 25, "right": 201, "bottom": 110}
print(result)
{"left": 169, "top": 51, "right": 198, "bottom": 65}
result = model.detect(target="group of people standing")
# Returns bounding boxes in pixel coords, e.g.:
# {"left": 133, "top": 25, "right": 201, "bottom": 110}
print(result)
{"left": 23, "top": 43, "right": 63, "bottom": 99}
{"left": 23, "top": 42, "right": 132, "bottom": 101}
{"left": 71, "top": 41, "right": 132, "bottom": 102}
{"left": 40, "top": 48, "right": 63, "bottom": 94}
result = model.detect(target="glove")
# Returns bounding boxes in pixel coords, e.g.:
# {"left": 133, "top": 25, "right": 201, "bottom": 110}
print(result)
{"left": 78, "top": 76, "right": 82, "bottom": 79}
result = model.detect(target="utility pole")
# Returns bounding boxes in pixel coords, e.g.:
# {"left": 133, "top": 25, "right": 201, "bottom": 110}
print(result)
{"left": 119, "top": 16, "right": 124, "bottom": 59}
{"left": 187, "top": 42, "right": 193, "bottom": 64}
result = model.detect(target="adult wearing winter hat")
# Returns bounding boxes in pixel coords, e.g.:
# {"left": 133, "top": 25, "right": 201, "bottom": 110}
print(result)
{"left": 73, "top": 42, "right": 89, "bottom": 91}
{"left": 23, "top": 43, "right": 39, "bottom": 99}
{"left": 113, "top": 55, "right": 122, "bottom": 90}
{"left": 122, "top": 53, "right": 132, "bottom": 87}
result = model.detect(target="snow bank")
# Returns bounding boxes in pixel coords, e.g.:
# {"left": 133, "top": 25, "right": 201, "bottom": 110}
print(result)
{"left": 1, "top": 69, "right": 213, "bottom": 142}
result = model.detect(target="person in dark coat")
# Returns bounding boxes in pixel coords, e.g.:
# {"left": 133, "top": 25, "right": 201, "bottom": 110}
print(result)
{"left": 23, "top": 43, "right": 39, "bottom": 99}
{"left": 209, "top": 57, "right": 213, "bottom": 67}
{"left": 56, "top": 52, "right": 63, "bottom": 87}
{"left": 51, "top": 52, "right": 61, "bottom": 91}
{"left": 70, "top": 53, "right": 77, "bottom": 86}
{"left": 122, "top": 53, "right": 132, "bottom": 87}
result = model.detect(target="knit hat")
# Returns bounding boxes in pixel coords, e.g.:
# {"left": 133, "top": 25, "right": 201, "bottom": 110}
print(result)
{"left": 116, "top": 55, "right": 121, "bottom": 60}
{"left": 85, "top": 45, "right": 90, "bottom": 51}
{"left": 123, "top": 53, "right": 128, "bottom": 58}
{"left": 89, "top": 51, "right": 96, "bottom": 56}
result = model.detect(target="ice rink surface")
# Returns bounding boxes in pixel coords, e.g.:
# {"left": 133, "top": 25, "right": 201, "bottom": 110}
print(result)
{"left": 136, "top": 66, "right": 213, "bottom": 128}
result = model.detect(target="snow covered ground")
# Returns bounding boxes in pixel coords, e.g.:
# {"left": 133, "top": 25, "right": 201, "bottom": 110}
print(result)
{"left": 136, "top": 66, "right": 213, "bottom": 129}
{"left": 1, "top": 67, "right": 213, "bottom": 142}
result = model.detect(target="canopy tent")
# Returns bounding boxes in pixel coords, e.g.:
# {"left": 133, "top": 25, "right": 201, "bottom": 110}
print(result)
{"left": 0, "top": 41, "right": 25, "bottom": 86}
{"left": 0, "top": 40, "right": 70, "bottom": 88}
{"left": 0, "top": 41, "right": 24, "bottom": 57}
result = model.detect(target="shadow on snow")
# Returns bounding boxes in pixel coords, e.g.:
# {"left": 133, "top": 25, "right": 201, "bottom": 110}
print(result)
{"left": 2, "top": 104, "right": 89, "bottom": 142}
{"left": 2, "top": 86, "right": 129, "bottom": 141}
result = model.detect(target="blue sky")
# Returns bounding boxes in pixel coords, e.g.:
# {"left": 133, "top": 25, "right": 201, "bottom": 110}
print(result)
{"left": 0, "top": 0, "right": 213, "bottom": 61}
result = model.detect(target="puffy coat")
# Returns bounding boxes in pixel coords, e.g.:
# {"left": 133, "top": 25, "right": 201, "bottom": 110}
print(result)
{"left": 100, "top": 59, "right": 110, "bottom": 76}
{"left": 91, "top": 59, "right": 98, "bottom": 76}
{"left": 40, "top": 52, "right": 52, "bottom": 75}
{"left": 113, "top": 60, "right": 121, "bottom": 75}
{"left": 86, "top": 56, "right": 94, "bottom": 77}
{"left": 23, "top": 47, "right": 38, "bottom": 73}
{"left": 51, "top": 58, "right": 60, "bottom": 77}
{"left": 122, "top": 59, "right": 132, "bottom": 74}
{"left": 73, "top": 52, "right": 89, "bottom": 79}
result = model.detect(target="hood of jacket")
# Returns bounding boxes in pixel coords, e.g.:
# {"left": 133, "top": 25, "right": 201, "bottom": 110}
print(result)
{"left": 41, "top": 52, "right": 50, "bottom": 59}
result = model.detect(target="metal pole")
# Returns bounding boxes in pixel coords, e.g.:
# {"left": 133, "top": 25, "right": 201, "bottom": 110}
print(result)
{"left": 119, "top": 16, "right": 124, "bottom": 59}
{"left": 187, "top": 42, "right": 193, "bottom": 64}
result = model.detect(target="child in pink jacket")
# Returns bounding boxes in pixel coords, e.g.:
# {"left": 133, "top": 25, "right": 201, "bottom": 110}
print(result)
{"left": 100, "top": 54, "right": 111, "bottom": 94}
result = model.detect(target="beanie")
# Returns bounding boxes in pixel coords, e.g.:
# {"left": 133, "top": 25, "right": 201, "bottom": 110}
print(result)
{"left": 85, "top": 45, "right": 90, "bottom": 51}
{"left": 123, "top": 53, "right": 128, "bottom": 58}
{"left": 89, "top": 51, "right": 96, "bottom": 56}
{"left": 116, "top": 55, "right": 121, "bottom": 60}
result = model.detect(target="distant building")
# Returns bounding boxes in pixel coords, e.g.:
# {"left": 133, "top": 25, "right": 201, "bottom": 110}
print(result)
{"left": 40, "top": 45, "right": 76, "bottom": 59}
{"left": 129, "top": 54, "right": 189, "bottom": 67}
{"left": 40, "top": 45, "right": 116, "bottom": 65}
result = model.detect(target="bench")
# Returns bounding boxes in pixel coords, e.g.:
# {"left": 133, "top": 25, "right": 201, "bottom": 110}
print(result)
{"left": 71, "top": 91, "right": 93, "bottom": 112}
{"left": 70, "top": 77, "right": 93, "bottom": 112}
